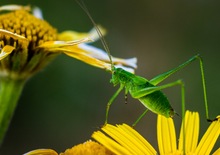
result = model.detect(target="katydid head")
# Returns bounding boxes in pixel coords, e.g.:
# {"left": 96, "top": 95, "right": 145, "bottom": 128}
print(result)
{"left": 110, "top": 67, "right": 119, "bottom": 86}
{"left": 110, "top": 67, "right": 134, "bottom": 87}
{"left": 169, "top": 108, "right": 175, "bottom": 118}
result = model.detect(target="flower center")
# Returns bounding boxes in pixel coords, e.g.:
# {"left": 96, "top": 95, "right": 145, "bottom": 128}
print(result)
{"left": 0, "top": 10, "right": 59, "bottom": 79}
{"left": 0, "top": 10, "right": 57, "bottom": 49}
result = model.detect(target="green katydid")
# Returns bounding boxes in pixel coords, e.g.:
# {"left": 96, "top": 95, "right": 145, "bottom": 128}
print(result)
{"left": 76, "top": 0, "right": 216, "bottom": 127}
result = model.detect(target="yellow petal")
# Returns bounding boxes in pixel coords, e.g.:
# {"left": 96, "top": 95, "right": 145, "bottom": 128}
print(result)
{"left": 213, "top": 148, "right": 220, "bottom": 155}
{"left": 92, "top": 124, "right": 156, "bottom": 155}
{"left": 157, "top": 115, "right": 177, "bottom": 154}
{"left": 102, "top": 124, "right": 156, "bottom": 155}
{"left": 118, "top": 124, "right": 156, "bottom": 155}
{"left": 92, "top": 130, "right": 131, "bottom": 155}
{"left": 0, "top": 45, "right": 15, "bottom": 60}
{"left": 195, "top": 116, "right": 220, "bottom": 155}
{"left": 23, "top": 149, "right": 58, "bottom": 155}
{"left": 58, "top": 26, "right": 106, "bottom": 41}
{"left": 178, "top": 111, "right": 199, "bottom": 153}
{"left": 63, "top": 48, "right": 111, "bottom": 71}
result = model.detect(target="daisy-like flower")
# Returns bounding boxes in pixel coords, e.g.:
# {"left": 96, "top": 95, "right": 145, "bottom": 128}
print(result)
{"left": 0, "top": 5, "right": 136, "bottom": 79}
{"left": 23, "top": 111, "right": 219, "bottom": 155}
{"left": 92, "top": 110, "right": 220, "bottom": 155}
{"left": 0, "top": 4, "right": 137, "bottom": 144}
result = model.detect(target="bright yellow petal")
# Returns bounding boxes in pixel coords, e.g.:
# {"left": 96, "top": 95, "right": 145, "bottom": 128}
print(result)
{"left": 157, "top": 115, "right": 177, "bottom": 155}
{"left": 178, "top": 111, "right": 199, "bottom": 153}
{"left": 92, "top": 130, "right": 132, "bottom": 155}
{"left": 213, "top": 147, "right": 220, "bottom": 155}
{"left": 92, "top": 124, "right": 156, "bottom": 155}
{"left": 118, "top": 124, "right": 156, "bottom": 155}
{"left": 101, "top": 124, "right": 140, "bottom": 155}
{"left": 195, "top": 116, "right": 220, "bottom": 155}
{"left": 23, "top": 149, "right": 58, "bottom": 155}
{"left": 0, "top": 45, "right": 15, "bottom": 60}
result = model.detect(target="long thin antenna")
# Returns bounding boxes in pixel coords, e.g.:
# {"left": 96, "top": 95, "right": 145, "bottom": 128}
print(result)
{"left": 76, "top": 0, "right": 114, "bottom": 71}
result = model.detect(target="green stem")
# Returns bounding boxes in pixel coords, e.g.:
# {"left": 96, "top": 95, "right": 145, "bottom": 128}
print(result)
{"left": 0, "top": 77, "right": 25, "bottom": 144}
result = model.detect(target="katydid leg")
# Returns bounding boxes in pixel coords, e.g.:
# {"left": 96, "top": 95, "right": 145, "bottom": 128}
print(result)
{"left": 132, "top": 109, "right": 149, "bottom": 127}
{"left": 132, "top": 79, "right": 187, "bottom": 153}
{"left": 105, "top": 84, "right": 124, "bottom": 125}
{"left": 149, "top": 54, "right": 211, "bottom": 121}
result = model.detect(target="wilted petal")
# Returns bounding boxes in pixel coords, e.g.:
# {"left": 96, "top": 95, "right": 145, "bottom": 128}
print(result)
{"left": 78, "top": 44, "right": 137, "bottom": 68}
{"left": 37, "top": 38, "right": 92, "bottom": 49}
{"left": 32, "top": 6, "right": 43, "bottom": 19}
{"left": 0, "top": 4, "right": 30, "bottom": 12}
{"left": 58, "top": 26, "right": 106, "bottom": 42}
{"left": 63, "top": 49, "right": 111, "bottom": 71}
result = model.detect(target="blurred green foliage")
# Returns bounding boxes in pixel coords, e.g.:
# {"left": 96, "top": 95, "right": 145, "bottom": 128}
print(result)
{"left": 0, "top": 0, "right": 219, "bottom": 154}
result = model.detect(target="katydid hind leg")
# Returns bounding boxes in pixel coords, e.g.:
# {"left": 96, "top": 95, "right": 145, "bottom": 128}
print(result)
{"left": 105, "top": 85, "right": 124, "bottom": 125}
{"left": 149, "top": 54, "right": 200, "bottom": 85}
{"left": 149, "top": 54, "right": 211, "bottom": 121}
{"left": 131, "top": 80, "right": 182, "bottom": 99}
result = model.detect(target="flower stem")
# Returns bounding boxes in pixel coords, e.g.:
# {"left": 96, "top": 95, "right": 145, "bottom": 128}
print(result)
{"left": 0, "top": 77, "right": 25, "bottom": 145}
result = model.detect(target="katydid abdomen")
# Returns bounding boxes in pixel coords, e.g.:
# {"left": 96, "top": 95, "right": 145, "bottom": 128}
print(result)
{"left": 139, "top": 90, "right": 174, "bottom": 118}
{"left": 128, "top": 79, "right": 174, "bottom": 118}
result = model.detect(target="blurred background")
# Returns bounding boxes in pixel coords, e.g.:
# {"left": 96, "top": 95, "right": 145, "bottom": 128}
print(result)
{"left": 0, "top": 0, "right": 220, "bottom": 154}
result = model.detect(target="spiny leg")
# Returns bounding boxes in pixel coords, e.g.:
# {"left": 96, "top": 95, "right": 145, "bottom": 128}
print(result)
{"left": 125, "top": 93, "right": 128, "bottom": 104}
{"left": 149, "top": 54, "right": 212, "bottom": 121}
{"left": 105, "top": 84, "right": 124, "bottom": 125}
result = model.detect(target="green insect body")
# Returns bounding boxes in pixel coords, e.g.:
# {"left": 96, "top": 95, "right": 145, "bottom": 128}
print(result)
{"left": 111, "top": 67, "right": 174, "bottom": 118}
{"left": 105, "top": 54, "right": 215, "bottom": 126}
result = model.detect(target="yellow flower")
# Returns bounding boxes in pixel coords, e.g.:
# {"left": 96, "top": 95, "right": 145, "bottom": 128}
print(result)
{"left": 0, "top": 4, "right": 137, "bottom": 80}
{"left": 23, "top": 111, "right": 219, "bottom": 155}
{"left": 24, "top": 141, "right": 115, "bottom": 155}
{"left": 92, "top": 111, "right": 220, "bottom": 155}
